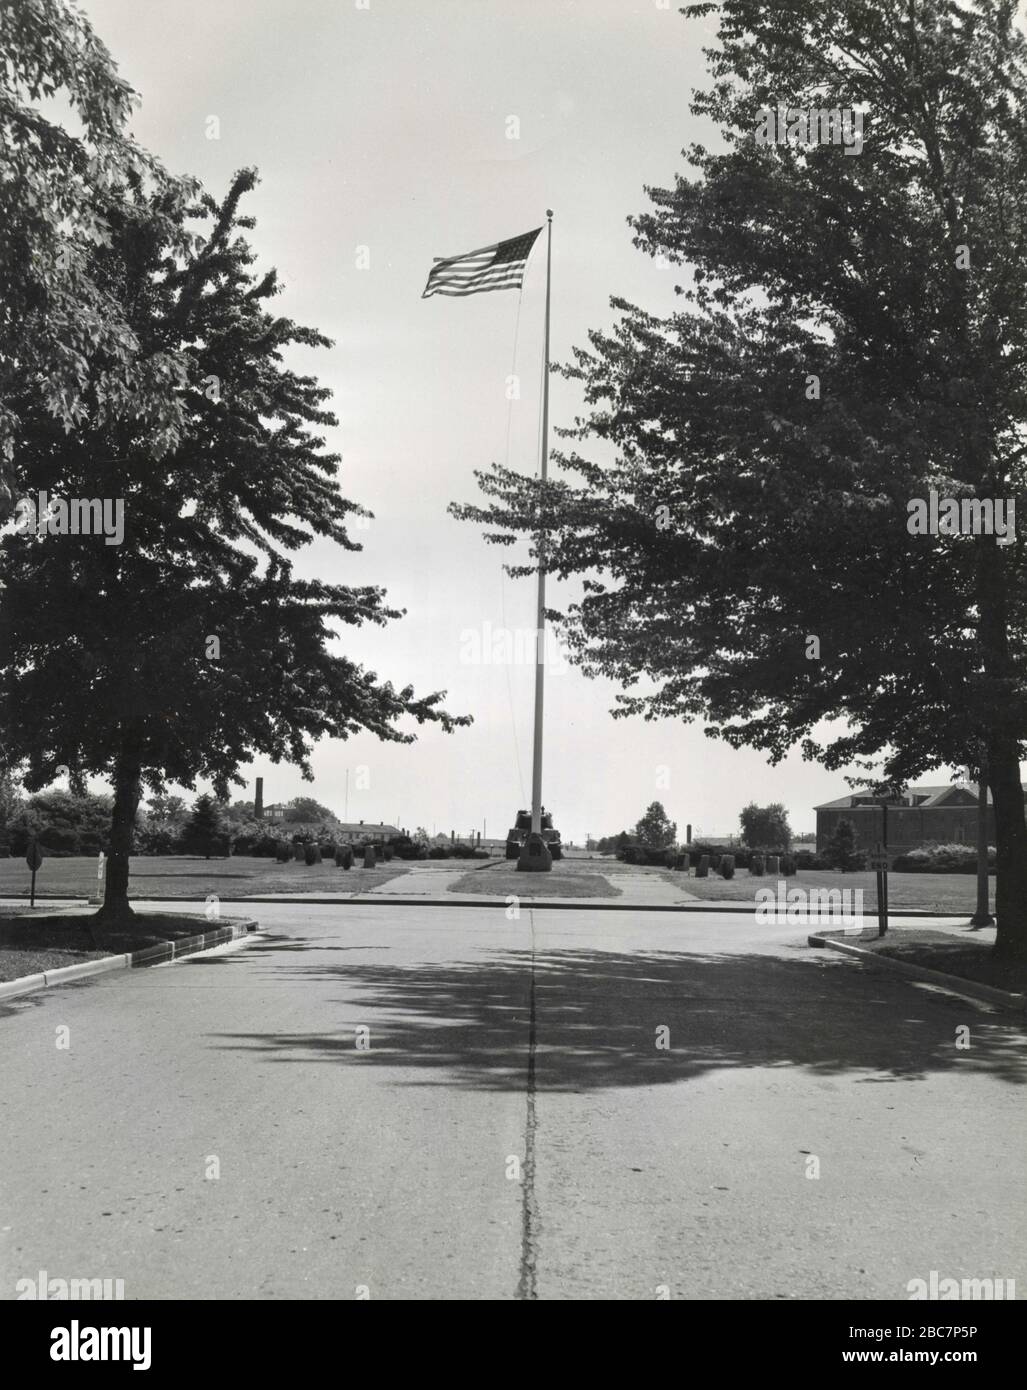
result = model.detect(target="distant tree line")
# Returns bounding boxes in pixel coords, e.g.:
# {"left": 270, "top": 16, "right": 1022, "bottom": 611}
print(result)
{"left": 1, "top": 787, "right": 347, "bottom": 858}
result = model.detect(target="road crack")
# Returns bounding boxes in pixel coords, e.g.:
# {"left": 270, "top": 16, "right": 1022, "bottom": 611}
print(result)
{"left": 516, "top": 910, "right": 539, "bottom": 1300}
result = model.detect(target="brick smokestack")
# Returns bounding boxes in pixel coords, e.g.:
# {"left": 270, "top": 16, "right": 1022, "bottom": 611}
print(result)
{"left": 255, "top": 777, "right": 264, "bottom": 820}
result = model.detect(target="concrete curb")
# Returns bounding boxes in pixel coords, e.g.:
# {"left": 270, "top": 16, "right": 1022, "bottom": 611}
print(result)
{"left": 0, "top": 919, "right": 258, "bottom": 1001}
{"left": 203, "top": 896, "right": 978, "bottom": 917}
{"left": 0, "top": 893, "right": 982, "bottom": 918}
{"left": 808, "top": 931, "right": 1027, "bottom": 1013}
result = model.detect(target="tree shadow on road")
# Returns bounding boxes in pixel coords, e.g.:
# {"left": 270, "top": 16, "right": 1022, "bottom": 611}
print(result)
{"left": 207, "top": 946, "right": 1027, "bottom": 1091}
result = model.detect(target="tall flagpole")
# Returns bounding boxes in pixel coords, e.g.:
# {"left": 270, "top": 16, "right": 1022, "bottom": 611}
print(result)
{"left": 529, "top": 210, "right": 553, "bottom": 844}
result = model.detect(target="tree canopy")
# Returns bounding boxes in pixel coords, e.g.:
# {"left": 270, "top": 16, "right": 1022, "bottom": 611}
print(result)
{"left": 0, "top": 167, "right": 469, "bottom": 916}
{"left": 0, "top": 0, "right": 194, "bottom": 505}
{"left": 453, "top": 0, "right": 1027, "bottom": 955}
{"left": 283, "top": 796, "right": 339, "bottom": 824}
{"left": 634, "top": 800, "right": 677, "bottom": 850}
{"left": 740, "top": 802, "right": 793, "bottom": 850}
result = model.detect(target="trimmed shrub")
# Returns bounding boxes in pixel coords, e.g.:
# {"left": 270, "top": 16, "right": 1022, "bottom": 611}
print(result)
{"left": 750, "top": 853, "right": 765, "bottom": 876}
{"left": 335, "top": 846, "right": 354, "bottom": 869}
{"left": 766, "top": 855, "right": 780, "bottom": 875}
{"left": 293, "top": 842, "right": 305, "bottom": 861}
{"left": 275, "top": 841, "right": 292, "bottom": 863}
{"left": 363, "top": 844, "right": 377, "bottom": 868}
{"left": 719, "top": 854, "right": 736, "bottom": 879}
{"left": 304, "top": 844, "right": 322, "bottom": 866}
{"left": 37, "top": 824, "right": 80, "bottom": 855}
{"left": 473, "top": 848, "right": 491, "bottom": 860}
{"left": 7, "top": 790, "right": 113, "bottom": 857}
{"left": 688, "top": 840, "right": 747, "bottom": 869}
{"left": 428, "top": 845, "right": 449, "bottom": 859}
{"left": 678, "top": 852, "right": 690, "bottom": 872}
{"left": 383, "top": 845, "right": 394, "bottom": 861}
{"left": 890, "top": 842, "right": 995, "bottom": 873}
{"left": 451, "top": 842, "right": 477, "bottom": 859}
{"left": 780, "top": 853, "right": 797, "bottom": 876}
{"left": 696, "top": 854, "right": 710, "bottom": 878}
{"left": 795, "top": 849, "right": 827, "bottom": 870}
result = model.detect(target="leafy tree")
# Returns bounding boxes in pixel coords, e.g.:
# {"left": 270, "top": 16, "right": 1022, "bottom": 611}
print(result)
{"left": 138, "top": 793, "right": 188, "bottom": 854}
{"left": 596, "top": 829, "right": 633, "bottom": 854}
{"left": 634, "top": 801, "right": 677, "bottom": 850}
{"left": 283, "top": 796, "right": 338, "bottom": 824}
{"left": 5, "top": 789, "right": 112, "bottom": 855}
{"left": 0, "top": 0, "right": 193, "bottom": 505}
{"left": 0, "top": 168, "right": 468, "bottom": 920}
{"left": 740, "top": 802, "right": 793, "bottom": 851}
{"left": 822, "top": 817, "right": 862, "bottom": 873}
{"left": 180, "top": 794, "right": 224, "bottom": 859}
{"left": 453, "top": 0, "right": 1027, "bottom": 958}
{"left": 0, "top": 771, "right": 22, "bottom": 850}
{"left": 145, "top": 793, "right": 187, "bottom": 833}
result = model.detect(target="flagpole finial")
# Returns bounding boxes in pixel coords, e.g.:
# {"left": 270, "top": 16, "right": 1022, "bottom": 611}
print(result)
{"left": 546, "top": 209, "right": 553, "bottom": 219}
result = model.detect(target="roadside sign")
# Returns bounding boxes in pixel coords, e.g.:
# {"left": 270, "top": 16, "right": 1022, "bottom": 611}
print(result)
{"left": 869, "top": 843, "right": 888, "bottom": 937}
{"left": 25, "top": 841, "right": 43, "bottom": 908}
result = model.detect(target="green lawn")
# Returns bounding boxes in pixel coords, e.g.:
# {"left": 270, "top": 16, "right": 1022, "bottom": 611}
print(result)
{"left": 663, "top": 867, "right": 990, "bottom": 914}
{"left": 0, "top": 854, "right": 409, "bottom": 901}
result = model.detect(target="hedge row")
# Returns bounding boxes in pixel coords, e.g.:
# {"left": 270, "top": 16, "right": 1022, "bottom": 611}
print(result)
{"left": 891, "top": 842, "right": 996, "bottom": 873}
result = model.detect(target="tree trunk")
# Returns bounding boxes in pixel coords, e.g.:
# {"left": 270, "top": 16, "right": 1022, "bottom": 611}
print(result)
{"left": 975, "top": 531, "right": 1027, "bottom": 959}
{"left": 969, "top": 766, "right": 994, "bottom": 928}
{"left": 987, "top": 735, "right": 1027, "bottom": 959}
{"left": 98, "top": 750, "right": 142, "bottom": 923}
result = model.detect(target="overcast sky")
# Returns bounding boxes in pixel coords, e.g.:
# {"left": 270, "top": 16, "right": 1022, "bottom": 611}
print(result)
{"left": 75, "top": 0, "right": 949, "bottom": 840}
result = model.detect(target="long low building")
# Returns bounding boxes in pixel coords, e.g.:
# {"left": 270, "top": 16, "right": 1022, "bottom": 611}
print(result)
{"left": 815, "top": 784, "right": 994, "bottom": 854}
{"left": 334, "top": 821, "right": 401, "bottom": 844}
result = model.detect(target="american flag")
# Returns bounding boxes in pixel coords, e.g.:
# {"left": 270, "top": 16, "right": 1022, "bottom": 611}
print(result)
{"left": 422, "top": 226, "right": 543, "bottom": 299}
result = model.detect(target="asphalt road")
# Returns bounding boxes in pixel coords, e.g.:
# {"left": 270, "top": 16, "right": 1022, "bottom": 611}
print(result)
{"left": 1, "top": 903, "right": 1024, "bottom": 1300}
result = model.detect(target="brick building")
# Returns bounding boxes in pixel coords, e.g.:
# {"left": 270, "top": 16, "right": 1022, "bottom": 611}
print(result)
{"left": 815, "top": 784, "right": 994, "bottom": 854}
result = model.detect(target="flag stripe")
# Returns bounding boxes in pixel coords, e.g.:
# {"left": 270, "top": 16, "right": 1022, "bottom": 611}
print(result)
{"left": 423, "top": 225, "right": 543, "bottom": 298}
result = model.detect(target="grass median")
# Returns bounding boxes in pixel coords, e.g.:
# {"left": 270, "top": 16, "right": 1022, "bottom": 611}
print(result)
{"left": 819, "top": 926, "right": 1027, "bottom": 997}
{"left": 0, "top": 907, "right": 235, "bottom": 983}
{"left": 449, "top": 860, "right": 620, "bottom": 898}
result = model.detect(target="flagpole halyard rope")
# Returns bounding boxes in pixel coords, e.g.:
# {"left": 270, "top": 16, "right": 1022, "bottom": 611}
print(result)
{"left": 528, "top": 211, "right": 553, "bottom": 840}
